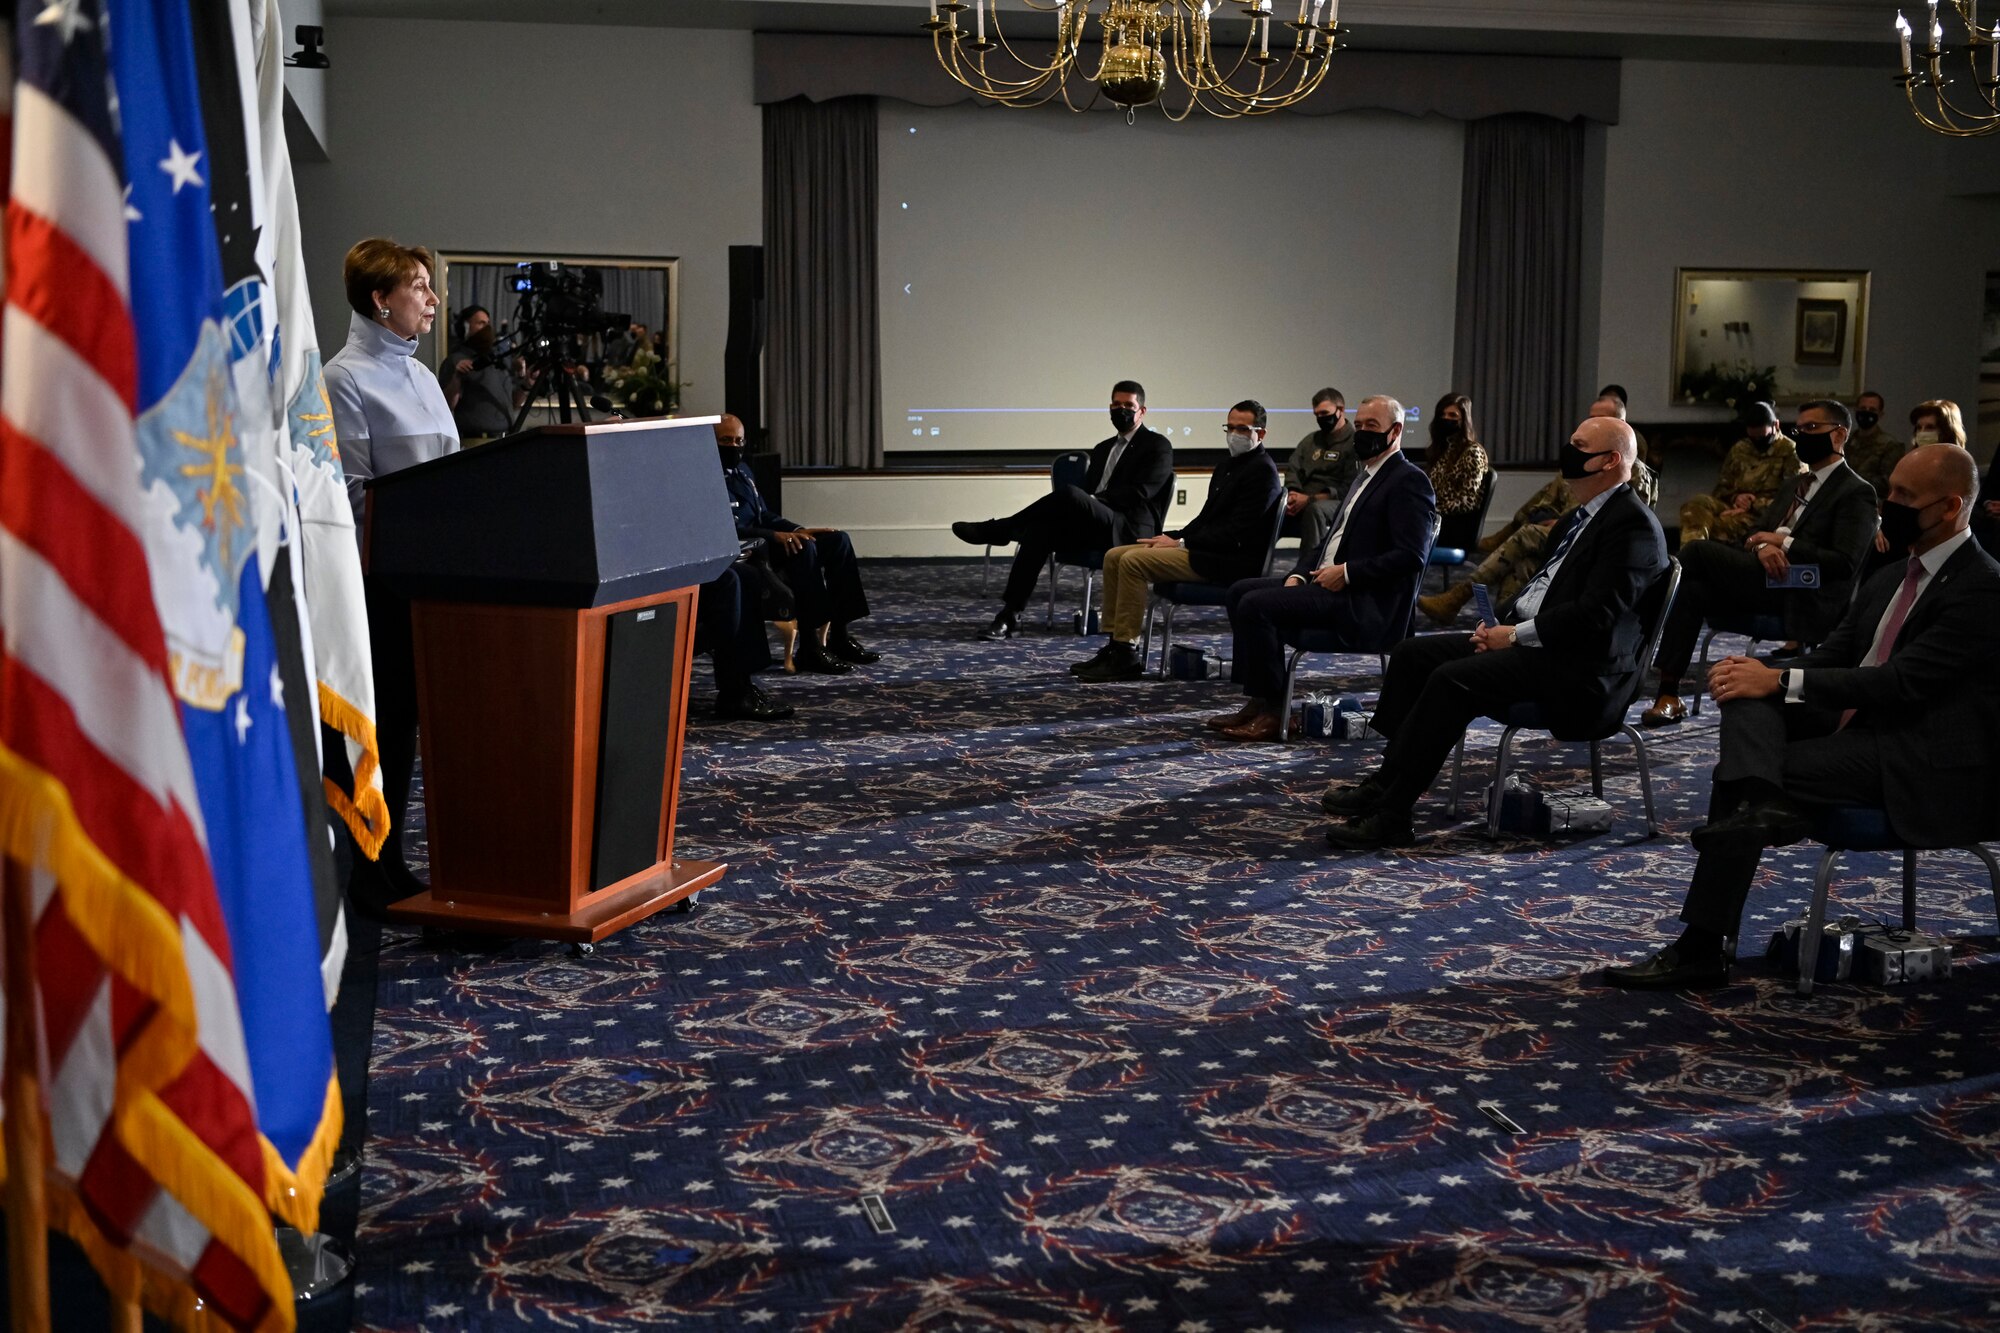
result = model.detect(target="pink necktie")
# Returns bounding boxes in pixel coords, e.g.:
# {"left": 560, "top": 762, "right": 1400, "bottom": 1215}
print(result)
{"left": 1840, "top": 555, "right": 1924, "bottom": 728}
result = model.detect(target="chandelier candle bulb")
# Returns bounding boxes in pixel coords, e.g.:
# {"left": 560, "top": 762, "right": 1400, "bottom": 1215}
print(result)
{"left": 1898, "top": 12, "right": 1913, "bottom": 71}
{"left": 1991, "top": 20, "right": 1998, "bottom": 79}
{"left": 1260, "top": 13, "right": 1269, "bottom": 54}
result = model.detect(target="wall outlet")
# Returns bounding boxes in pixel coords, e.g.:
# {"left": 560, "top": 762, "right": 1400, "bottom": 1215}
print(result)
{"left": 1175, "top": 488, "right": 1187, "bottom": 507}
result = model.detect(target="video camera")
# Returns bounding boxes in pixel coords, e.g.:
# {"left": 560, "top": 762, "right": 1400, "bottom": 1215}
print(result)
{"left": 509, "top": 262, "right": 629, "bottom": 352}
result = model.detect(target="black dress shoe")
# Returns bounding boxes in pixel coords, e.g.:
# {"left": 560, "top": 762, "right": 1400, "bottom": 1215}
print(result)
{"left": 1320, "top": 773, "right": 1388, "bottom": 817}
{"left": 1323, "top": 807, "right": 1416, "bottom": 851}
{"left": 1068, "top": 644, "right": 1113, "bottom": 675}
{"left": 1601, "top": 945, "right": 1730, "bottom": 991}
{"left": 793, "top": 637, "right": 854, "bottom": 675}
{"left": 1689, "top": 801, "right": 1811, "bottom": 857}
{"left": 1075, "top": 643, "right": 1144, "bottom": 683}
{"left": 952, "top": 519, "right": 1005, "bottom": 547}
{"left": 827, "top": 628, "right": 880, "bottom": 664}
{"left": 980, "top": 611, "right": 1018, "bottom": 641}
{"left": 717, "top": 684, "right": 795, "bottom": 721}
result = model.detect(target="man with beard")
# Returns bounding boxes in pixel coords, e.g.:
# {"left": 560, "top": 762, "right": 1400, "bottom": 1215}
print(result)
{"left": 1679, "top": 401, "right": 1801, "bottom": 545}
{"left": 438, "top": 304, "right": 526, "bottom": 446}
{"left": 1640, "top": 400, "right": 1880, "bottom": 727}
{"left": 1606, "top": 445, "right": 2000, "bottom": 990}
{"left": 1282, "top": 387, "right": 1358, "bottom": 553}
{"left": 952, "top": 380, "right": 1175, "bottom": 642}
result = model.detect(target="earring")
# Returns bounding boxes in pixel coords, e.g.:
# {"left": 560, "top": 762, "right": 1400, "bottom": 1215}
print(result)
{"left": 378, "top": 307, "right": 391, "bottom": 318}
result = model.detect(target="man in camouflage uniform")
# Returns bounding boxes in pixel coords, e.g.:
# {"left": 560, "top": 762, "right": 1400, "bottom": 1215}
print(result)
{"left": 1283, "top": 386, "right": 1359, "bottom": 555}
{"left": 1844, "top": 389, "right": 1902, "bottom": 502}
{"left": 1679, "top": 401, "right": 1800, "bottom": 545}
{"left": 1416, "top": 399, "right": 1658, "bottom": 624}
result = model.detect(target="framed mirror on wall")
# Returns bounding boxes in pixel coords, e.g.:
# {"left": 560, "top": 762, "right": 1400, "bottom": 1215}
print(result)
{"left": 1672, "top": 269, "right": 1871, "bottom": 408}
{"left": 432, "top": 253, "right": 680, "bottom": 437}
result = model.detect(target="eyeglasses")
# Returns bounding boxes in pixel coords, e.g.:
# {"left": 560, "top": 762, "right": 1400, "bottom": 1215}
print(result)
{"left": 1788, "top": 421, "right": 1835, "bottom": 435}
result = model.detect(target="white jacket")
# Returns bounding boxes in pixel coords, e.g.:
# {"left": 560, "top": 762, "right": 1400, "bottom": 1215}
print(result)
{"left": 323, "top": 311, "right": 459, "bottom": 529}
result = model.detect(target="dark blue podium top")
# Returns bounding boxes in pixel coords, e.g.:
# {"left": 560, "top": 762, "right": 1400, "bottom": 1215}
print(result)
{"left": 366, "top": 416, "right": 738, "bottom": 608}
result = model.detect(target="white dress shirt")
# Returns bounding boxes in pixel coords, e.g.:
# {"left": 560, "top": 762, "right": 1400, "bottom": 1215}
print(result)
{"left": 1307, "top": 451, "right": 1391, "bottom": 577}
{"left": 1783, "top": 526, "right": 1974, "bottom": 701}
{"left": 1511, "top": 485, "right": 1618, "bottom": 647}
{"left": 1096, "top": 430, "right": 1136, "bottom": 495}
{"left": 1774, "top": 457, "right": 1840, "bottom": 549}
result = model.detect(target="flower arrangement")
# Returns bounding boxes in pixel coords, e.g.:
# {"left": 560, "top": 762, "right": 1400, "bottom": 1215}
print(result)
{"left": 1678, "top": 359, "right": 1779, "bottom": 410}
{"left": 603, "top": 344, "right": 680, "bottom": 418}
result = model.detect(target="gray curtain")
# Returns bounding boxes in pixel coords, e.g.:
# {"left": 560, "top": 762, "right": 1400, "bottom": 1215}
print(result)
{"left": 1451, "top": 114, "right": 1586, "bottom": 466}
{"left": 764, "top": 96, "right": 883, "bottom": 469}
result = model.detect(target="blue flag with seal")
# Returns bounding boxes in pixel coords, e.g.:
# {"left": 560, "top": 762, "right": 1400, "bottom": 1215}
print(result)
{"left": 110, "top": 0, "right": 341, "bottom": 1227}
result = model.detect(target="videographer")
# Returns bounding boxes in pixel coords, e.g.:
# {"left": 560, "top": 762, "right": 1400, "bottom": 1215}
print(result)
{"left": 438, "top": 305, "right": 527, "bottom": 446}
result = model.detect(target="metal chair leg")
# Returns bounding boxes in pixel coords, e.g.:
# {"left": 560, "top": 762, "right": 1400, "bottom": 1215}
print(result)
{"left": 1971, "top": 844, "right": 2000, "bottom": 931}
{"left": 1622, "top": 724, "right": 1659, "bottom": 837}
{"left": 1902, "top": 849, "right": 1919, "bottom": 932}
{"left": 1798, "top": 845, "right": 1841, "bottom": 996}
{"left": 1278, "top": 647, "right": 1307, "bottom": 741}
{"left": 1449, "top": 735, "right": 1466, "bottom": 816}
{"left": 1141, "top": 599, "right": 1157, "bottom": 672}
{"left": 1486, "top": 726, "right": 1519, "bottom": 837}
{"left": 982, "top": 543, "right": 992, "bottom": 594}
{"left": 1160, "top": 602, "right": 1179, "bottom": 673}
{"left": 1078, "top": 571, "right": 1095, "bottom": 635}
{"left": 1589, "top": 741, "right": 1605, "bottom": 797}
{"left": 1046, "top": 556, "right": 1059, "bottom": 628}
{"left": 1691, "top": 627, "right": 1718, "bottom": 716}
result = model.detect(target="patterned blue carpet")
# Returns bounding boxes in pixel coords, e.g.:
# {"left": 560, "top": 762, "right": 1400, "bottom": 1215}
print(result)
{"left": 355, "top": 559, "right": 2000, "bottom": 1332}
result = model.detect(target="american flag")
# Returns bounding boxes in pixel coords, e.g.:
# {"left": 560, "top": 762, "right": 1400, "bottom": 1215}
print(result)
{"left": 0, "top": 0, "right": 294, "bottom": 1326}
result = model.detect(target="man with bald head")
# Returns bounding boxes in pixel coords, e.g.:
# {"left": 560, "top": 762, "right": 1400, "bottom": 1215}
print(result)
{"left": 1325, "top": 415, "right": 1669, "bottom": 849}
{"left": 1609, "top": 444, "right": 2000, "bottom": 989}
{"left": 717, "top": 414, "right": 877, "bottom": 673}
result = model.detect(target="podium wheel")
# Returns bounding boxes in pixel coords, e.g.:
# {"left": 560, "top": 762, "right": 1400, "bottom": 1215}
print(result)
{"left": 675, "top": 892, "right": 701, "bottom": 914}
{"left": 569, "top": 940, "right": 597, "bottom": 958}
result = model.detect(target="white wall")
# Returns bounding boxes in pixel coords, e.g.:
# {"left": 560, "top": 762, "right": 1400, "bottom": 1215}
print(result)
{"left": 292, "top": 19, "right": 760, "bottom": 414}
{"left": 1594, "top": 58, "right": 2000, "bottom": 428}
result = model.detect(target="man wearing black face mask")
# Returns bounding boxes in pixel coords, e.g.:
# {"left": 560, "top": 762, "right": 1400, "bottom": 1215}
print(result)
{"left": 717, "top": 414, "right": 877, "bottom": 674}
{"left": 1641, "top": 399, "right": 1879, "bottom": 727}
{"left": 1323, "top": 416, "right": 1668, "bottom": 850}
{"left": 1282, "top": 387, "right": 1357, "bottom": 553}
{"left": 952, "top": 380, "right": 1175, "bottom": 641}
{"left": 1608, "top": 445, "right": 2000, "bottom": 990}
{"left": 1846, "top": 390, "right": 1905, "bottom": 502}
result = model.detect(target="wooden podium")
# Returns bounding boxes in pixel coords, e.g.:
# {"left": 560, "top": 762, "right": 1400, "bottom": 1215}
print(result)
{"left": 366, "top": 417, "right": 737, "bottom": 943}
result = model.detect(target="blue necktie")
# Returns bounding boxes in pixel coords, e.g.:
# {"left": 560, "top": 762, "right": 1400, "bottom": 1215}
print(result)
{"left": 1515, "top": 506, "right": 1588, "bottom": 610}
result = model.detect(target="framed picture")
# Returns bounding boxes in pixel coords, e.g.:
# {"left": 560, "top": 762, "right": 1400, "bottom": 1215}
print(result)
{"left": 1795, "top": 297, "right": 1848, "bottom": 367}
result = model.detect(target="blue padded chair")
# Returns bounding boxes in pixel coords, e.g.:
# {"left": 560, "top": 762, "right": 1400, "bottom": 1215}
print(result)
{"left": 1274, "top": 511, "right": 1442, "bottom": 740}
{"left": 1689, "top": 611, "right": 1790, "bottom": 716}
{"left": 1424, "top": 469, "right": 1497, "bottom": 591}
{"left": 1447, "top": 559, "right": 1681, "bottom": 837}
{"left": 1791, "top": 806, "right": 2000, "bottom": 996}
{"left": 1049, "top": 469, "right": 1176, "bottom": 634}
{"left": 1140, "top": 498, "right": 1289, "bottom": 675}
{"left": 980, "top": 451, "right": 1088, "bottom": 596}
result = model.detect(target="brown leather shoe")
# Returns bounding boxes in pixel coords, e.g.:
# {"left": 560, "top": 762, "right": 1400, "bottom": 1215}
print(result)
{"left": 1220, "top": 711, "right": 1283, "bottom": 742}
{"left": 1205, "top": 700, "right": 1265, "bottom": 733}
{"left": 1639, "top": 695, "right": 1687, "bottom": 728}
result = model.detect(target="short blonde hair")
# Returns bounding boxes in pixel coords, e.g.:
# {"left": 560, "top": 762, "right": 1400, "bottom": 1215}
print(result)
{"left": 344, "top": 238, "right": 435, "bottom": 319}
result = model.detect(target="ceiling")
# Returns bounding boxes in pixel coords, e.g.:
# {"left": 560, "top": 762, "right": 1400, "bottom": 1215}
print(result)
{"left": 325, "top": 0, "right": 1904, "bottom": 65}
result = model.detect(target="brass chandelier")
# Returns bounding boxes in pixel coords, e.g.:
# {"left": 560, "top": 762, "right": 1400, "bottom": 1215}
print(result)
{"left": 923, "top": 0, "right": 1347, "bottom": 120}
{"left": 1895, "top": 1, "right": 2000, "bottom": 135}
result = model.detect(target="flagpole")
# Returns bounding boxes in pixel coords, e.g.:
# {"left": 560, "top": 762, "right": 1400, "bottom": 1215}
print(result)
{"left": 3, "top": 857, "right": 51, "bottom": 1333}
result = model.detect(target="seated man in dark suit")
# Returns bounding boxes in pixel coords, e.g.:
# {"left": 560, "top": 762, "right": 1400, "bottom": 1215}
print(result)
{"left": 716, "top": 414, "right": 877, "bottom": 675}
{"left": 1072, "top": 400, "right": 1284, "bottom": 683}
{"left": 1642, "top": 398, "right": 1880, "bottom": 726}
{"left": 1323, "top": 416, "right": 1668, "bottom": 849}
{"left": 1607, "top": 445, "right": 2000, "bottom": 990}
{"left": 952, "top": 379, "right": 1174, "bottom": 641}
{"left": 695, "top": 564, "right": 793, "bottom": 721}
{"left": 1208, "top": 395, "right": 1438, "bottom": 740}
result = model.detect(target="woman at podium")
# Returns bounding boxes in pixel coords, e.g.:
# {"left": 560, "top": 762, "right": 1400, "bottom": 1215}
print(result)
{"left": 324, "top": 237, "right": 460, "bottom": 912}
